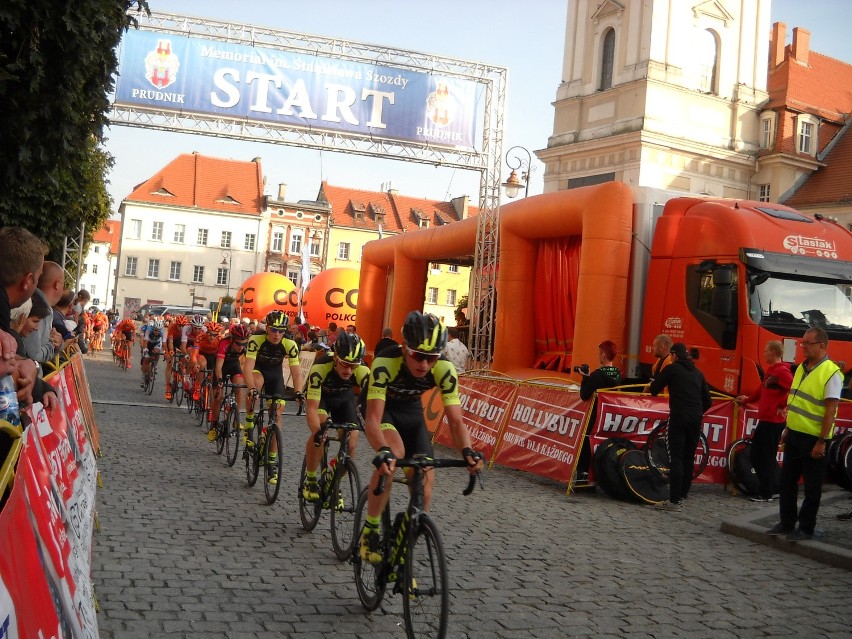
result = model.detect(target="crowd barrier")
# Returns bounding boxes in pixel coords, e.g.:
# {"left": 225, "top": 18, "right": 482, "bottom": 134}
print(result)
{"left": 428, "top": 372, "right": 852, "bottom": 490}
{"left": 0, "top": 351, "right": 101, "bottom": 638}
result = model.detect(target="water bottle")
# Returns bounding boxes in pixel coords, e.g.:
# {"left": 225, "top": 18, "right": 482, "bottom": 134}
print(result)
{"left": 322, "top": 457, "right": 337, "bottom": 485}
{"left": 0, "top": 374, "right": 21, "bottom": 427}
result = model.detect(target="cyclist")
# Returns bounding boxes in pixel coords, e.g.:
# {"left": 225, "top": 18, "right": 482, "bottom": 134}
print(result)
{"left": 302, "top": 332, "right": 370, "bottom": 502}
{"left": 182, "top": 314, "right": 208, "bottom": 401}
{"left": 113, "top": 317, "right": 136, "bottom": 367}
{"left": 241, "top": 310, "right": 305, "bottom": 485}
{"left": 140, "top": 319, "right": 165, "bottom": 388}
{"left": 91, "top": 308, "right": 108, "bottom": 351}
{"left": 164, "top": 314, "right": 189, "bottom": 400}
{"left": 209, "top": 322, "right": 252, "bottom": 441}
{"left": 358, "top": 310, "right": 482, "bottom": 564}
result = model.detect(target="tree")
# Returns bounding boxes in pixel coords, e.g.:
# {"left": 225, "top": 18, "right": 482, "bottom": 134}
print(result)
{"left": 0, "top": 0, "right": 149, "bottom": 257}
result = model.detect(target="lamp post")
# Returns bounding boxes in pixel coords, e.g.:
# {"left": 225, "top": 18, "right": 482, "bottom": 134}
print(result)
{"left": 501, "top": 145, "right": 532, "bottom": 198}
{"left": 221, "top": 249, "right": 232, "bottom": 298}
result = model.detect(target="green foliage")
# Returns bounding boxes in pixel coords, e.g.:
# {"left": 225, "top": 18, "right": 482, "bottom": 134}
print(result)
{"left": 0, "top": 0, "right": 149, "bottom": 257}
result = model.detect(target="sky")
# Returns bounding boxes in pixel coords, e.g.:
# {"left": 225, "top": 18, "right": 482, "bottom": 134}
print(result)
{"left": 104, "top": 0, "right": 851, "bottom": 214}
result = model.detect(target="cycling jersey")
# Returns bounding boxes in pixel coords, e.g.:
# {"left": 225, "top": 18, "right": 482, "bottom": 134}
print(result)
{"left": 216, "top": 337, "right": 245, "bottom": 380}
{"left": 366, "top": 344, "right": 460, "bottom": 407}
{"left": 306, "top": 354, "right": 370, "bottom": 401}
{"left": 145, "top": 330, "right": 164, "bottom": 350}
{"left": 182, "top": 326, "right": 204, "bottom": 348}
{"left": 196, "top": 331, "right": 221, "bottom": 356}
{"left": 245, "top": 333, "right": 300, "bottom": 370}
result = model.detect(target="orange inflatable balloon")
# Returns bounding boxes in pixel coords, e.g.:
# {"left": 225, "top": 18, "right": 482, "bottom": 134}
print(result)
{"left": 234, "top": 272, "right": 299, "bottom": 321}
{"left": 301, "top": 268, "right": 359, "bottom": 326}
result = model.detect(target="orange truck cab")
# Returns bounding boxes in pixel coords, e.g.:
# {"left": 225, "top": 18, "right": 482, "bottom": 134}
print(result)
{"left": 635, "top": 197, "right": 852, "bottom": 394}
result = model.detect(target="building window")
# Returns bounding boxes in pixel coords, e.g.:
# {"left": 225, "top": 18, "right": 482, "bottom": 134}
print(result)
{"left": 220, "top": 231, "right": 232, "bottom": 248}
{"left": 272, "top": 230, "right": 284, "bottom": 252}
{"left": 244, "top": 233, "right": 256, "bottom": 251}
{"left": 94, "top": 246, "right": 100, "bottom": 254}
{"left": 217, "top": 267, "right": 229, "bottom": 286}
{"left": 760, "top": 115, "right": 775, "bottom": 149}
{"left": 337, "top": 242, "right": 350, "bottom": 260}
{"left": 197, "top": 228, "right": 209, "bottom": 246}
{"left": 82, "top": 264, "right": 88, "bottom": 274}
{"left": 129, "top": 219, "right": 142, "bottom": 239}
{"left": 427, "top": 287, "right": 438, "bottom": 305}
{"left": 147, "top": 258, "right": 160, "bottom": 279}
{"left": 192, "top": 265, "right": 204, "bottom": 283}
{"left": 310, "top": 237, "right": 321, "bottom": 257}
{"left": 696, "top": 29, "right": 719, "bottom": 94}
{"left": 169, "top": 261, "right": 181, "bottom": 281}
{"left": 287, "top": 270, "right": 299, "bottom": 286}
{"left": 446, "top": 289, "right": 457, "bottom": 306}
{"left": 290, "top": 231, "right": 303, "bottom": 254}
{"left": 92, "top": 264, "right": 98, "bottom": 274}
{"left": 430, "top": 262, "right": 441, "bottom": 272}
{"left": 125, "top": 256, "right": 137, "bottom": 276}
{"left": 758, "top": 184, "right": 771, "bottom": 202}
{"left": 152, "top": 221, "right": 163, "bottom": 241}
{"left": 798, "top": 115, "right": 819, "bottom": 155}
{"left": 90, "top": 285, "right": 96, "bottom": 296}
{"left": 173, "top": 224, "right": 185, "bottom": 243}
{"left": 599, "top": 28, "right": 615, "bottom": 91}
{"left": 448, "top": 264, "right": 459, "bottom": 273}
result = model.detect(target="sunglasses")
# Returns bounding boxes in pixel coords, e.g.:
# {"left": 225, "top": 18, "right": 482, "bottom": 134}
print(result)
{"left": 234, "top": 341, "right": 248, "bottom": 347}
{"left": 407, "top": 349, "right": 439, "bottom": 363}
{"left": 268, "top": 327, "right": 286, "bottom": 334}
{"left": 336, "top": 359, "right": 361, "bottom": 370}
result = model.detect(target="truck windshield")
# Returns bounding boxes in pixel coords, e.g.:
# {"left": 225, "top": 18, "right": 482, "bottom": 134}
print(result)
{"left": 748, "top": 274, "right": 852, "bottom": 340}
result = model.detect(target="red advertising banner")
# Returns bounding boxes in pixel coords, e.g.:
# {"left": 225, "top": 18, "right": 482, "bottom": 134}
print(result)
{"left": 492, "top": 384, "right": 588, "bottom": 483}
{"left": 590, "top": 392, "right": 735, "bottom": 484}
{"left": 433, "top": 376, "right": 517, "bottom": 461}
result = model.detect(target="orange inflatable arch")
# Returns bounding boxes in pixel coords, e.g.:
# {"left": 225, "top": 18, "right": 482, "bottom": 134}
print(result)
{"left": 357, "top": 182, "right": 633, "bottom": 381}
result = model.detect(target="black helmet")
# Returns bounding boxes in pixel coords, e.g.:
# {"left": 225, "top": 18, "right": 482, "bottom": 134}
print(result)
{"left": 402, "top": 311, "right": 447, "bottom": 353}
{"left": 265, "top": 310, "right": 289, "bottom": 329}
{"left": 333, "top": 332, "right": 366, "bottom": 363}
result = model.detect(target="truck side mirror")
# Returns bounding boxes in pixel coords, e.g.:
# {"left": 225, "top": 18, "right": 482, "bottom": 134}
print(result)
{"left": 711, "top": 268, "right": 734, "bottom": 318}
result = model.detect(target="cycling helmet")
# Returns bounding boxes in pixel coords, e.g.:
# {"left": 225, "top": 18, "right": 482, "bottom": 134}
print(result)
{"left": 205, "top": 321, "right": 221, "bottom": 334}
{"left": 334, "top": 332, "right": 366, "bottom": 363}
{"left": 153, "top": 320, "right": 164, "bottom": 329}
{"left": 229, "top": 324, "right": 251, "bottom": 341}
{"left": 402, "top": 311, "right": 447, "bottom": 353}
{"left": 265, "top": 310, "right": 289, "bottom": 329}
{"left": 190, "top": 313, "right": 206, "bottom": 329}
{"left": 174, "top": 314, "right": 189, "bottom": 327}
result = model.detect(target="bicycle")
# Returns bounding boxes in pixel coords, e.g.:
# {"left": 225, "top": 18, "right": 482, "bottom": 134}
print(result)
{"left": 115, "top": 339, "right": 131, "bottom": 371}
{"left": 298, "top": 417, "right": 363, "bottom": 560}
{"left": 643, "top": 419, "right": 710, "bottom": 481}
{"left": 242, "top": 389, "right": 285, "bottom": 505}
{"left": 169, "top": 352, "right": 189, "bottom": 407}
{"left": 212, "top": 378, "right": 246, "bottom": 466}
{"left": 141, "top": 352, "right": 160, "bottom": 396}
{"left": 352, "top": 455, "right": 483, "bottom": 639}
{"left": 195, "top": 369, "right": 215, "bottom": 428}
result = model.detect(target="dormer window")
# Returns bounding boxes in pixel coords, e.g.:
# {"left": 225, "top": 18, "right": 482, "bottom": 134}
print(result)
{"left": 216, "top": 194, "right": 240, "bottom": 205}
{"left": 351, "top": 200, "right": 366, "bottom": 220}
{"left": 152, "top": 187, "right": 175, "bottom": 197}
{"left": 797, "top": 114, "right": 819, "bottom": 156}
{"left": 412, "top": 207, "right": 429, "bottom": 228}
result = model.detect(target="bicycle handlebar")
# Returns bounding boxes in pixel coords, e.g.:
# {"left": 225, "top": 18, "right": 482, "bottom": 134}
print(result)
{"left": 373, "top": 456, "right": 483, "bottom": 497}
{"left": 313, "top": 418, "right": 364, "bottom": 446}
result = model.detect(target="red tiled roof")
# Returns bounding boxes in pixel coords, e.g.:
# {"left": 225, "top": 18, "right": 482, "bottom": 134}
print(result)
{"left": 92, "top": 220, "right": 121, "bottom": 255}
{"left": 767, "top": 50, "right": 852, "bottom": 123}
{"left": 318, "top": 182, "right": 477, "bottom": 234}
{"left": 124, "top": 153, "right": 265, "bottom": 215}
{"left": 784, "top": 124, "right": 852, "bottom": 207}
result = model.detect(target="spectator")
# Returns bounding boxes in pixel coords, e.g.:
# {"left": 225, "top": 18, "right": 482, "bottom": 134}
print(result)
{"left": 374, "top": 327, "right": 397, "bottom": 356}
{"left": 9, "top": 296, "right": 57, "bottom": 408}
{"left": 650, "top": 342, "right": 711, "bottom": 511}
{"left": 735, "top": 340, "right": 792, "bottom": 502}
{"left": 22, "top": 261, "right": 65, "bottom": 364}
{"left": 576, "top": 340, "right": 623, "bottom": 481}
{"left": 443, "top": 326, "right": 471, "bottom": 374}
{"left": 346, "top": 324, "right": 357, "bottom": 334}
{"left": 767, "top": 328, "right": 843, "bottom": 541}
{"left": 326, "top": 322, "right": 339, "bottom": 346}
{"left": 72, "top": 289, "right": 90, "bottom": 318}
{"left": 52, "top": 290, "right": 77, "bottom": 341}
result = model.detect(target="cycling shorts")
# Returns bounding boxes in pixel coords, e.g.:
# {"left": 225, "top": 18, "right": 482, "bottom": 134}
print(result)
{"left": 380, "top": 400, "right": 433, "bottom": 458}
{"left": 254, "top": 366, "right": 287, "bottom": 399}
{"left": 318, "top": 393, "right": 360, "bottom": 427}
{"left": 217, "top": 357, "right": 243, "bottom": 382}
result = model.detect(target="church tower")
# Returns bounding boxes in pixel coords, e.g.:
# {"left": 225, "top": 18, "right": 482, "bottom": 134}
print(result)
{"left": 539, "top": 0, "right": 771, "bottom": 197}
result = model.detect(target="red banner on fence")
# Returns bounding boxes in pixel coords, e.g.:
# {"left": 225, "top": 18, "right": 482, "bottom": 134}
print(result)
{"left": 492, "top": 384, "right": 588, "bottom": 483}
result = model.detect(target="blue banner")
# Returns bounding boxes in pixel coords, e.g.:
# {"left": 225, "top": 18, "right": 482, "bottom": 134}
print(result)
{"left": 115, "top": 29, "right": 480, "bottom": 150}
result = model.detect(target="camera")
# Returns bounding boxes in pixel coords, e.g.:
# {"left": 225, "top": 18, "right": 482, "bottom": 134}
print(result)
{"left": 573, "top": 364, "right": 590, "bottom": 375}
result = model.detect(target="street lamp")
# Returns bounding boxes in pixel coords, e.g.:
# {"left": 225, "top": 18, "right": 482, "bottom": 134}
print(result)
{"left": 221, "top": 249, "right": 232, "bottom": 298}
{"left": 502, "top": 145, "right": 532, "bottom": 199}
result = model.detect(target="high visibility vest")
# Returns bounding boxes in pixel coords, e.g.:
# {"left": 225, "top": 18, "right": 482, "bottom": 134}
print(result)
{"left": 786, "top": 358, "right": 841, "bottom": 438}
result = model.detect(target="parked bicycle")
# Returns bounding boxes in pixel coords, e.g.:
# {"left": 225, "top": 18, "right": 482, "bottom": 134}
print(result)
{"left": 643, "top": 419, "right": 710, "bottom": 481}
{"left": 298, "top": 417, "right": 363, "bottom": 560}
{"left": 352, "top": 454, "right": 483, "bottom": 639}
{"left": 242, "top": 389, "right": 285, "bottom": 505}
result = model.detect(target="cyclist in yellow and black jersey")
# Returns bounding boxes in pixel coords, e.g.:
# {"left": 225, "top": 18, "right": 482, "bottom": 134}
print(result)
{"left": 301, "top": 332, "right": 370, "bottom": 502}
{"left": 358, "top": 310, "right": 483, "bottom": 564}
{"left": 241, "top": 310, "right": 304, "bottom": 485}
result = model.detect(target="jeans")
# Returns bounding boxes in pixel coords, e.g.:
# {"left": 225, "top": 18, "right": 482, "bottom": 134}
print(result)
{"left": 667, "top": 414, "right": 702, "bottom": 502}
{"left": 779, "top": 429, "right": 827, "bottom": 534}
{"left": 749, "top": 420, "right": 784, "bottom": 499}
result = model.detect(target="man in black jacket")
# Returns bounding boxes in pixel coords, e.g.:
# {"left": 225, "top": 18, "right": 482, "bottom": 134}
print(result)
{"left": 649, "top": 342, "right": 711, "bottom": 511}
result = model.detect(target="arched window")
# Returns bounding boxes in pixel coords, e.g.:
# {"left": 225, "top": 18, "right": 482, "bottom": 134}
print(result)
{"left": 696, "top": 29, "right": 719, "bottom": 94}
{"left": 599, "top": 29, "right": 615, "bottom": 91}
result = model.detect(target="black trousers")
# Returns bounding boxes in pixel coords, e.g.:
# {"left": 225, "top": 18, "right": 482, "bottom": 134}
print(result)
{"left": 749, "top": 420, "right": 784, "bottom": 499}
{"left": 779, "top": 429, "right": 827, "bottom": 534}
{"left": 667, "top": 414, "right": 702, "bottom": 502}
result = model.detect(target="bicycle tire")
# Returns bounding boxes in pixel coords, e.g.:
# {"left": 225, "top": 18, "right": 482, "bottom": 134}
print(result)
{"left": 644, "top": 421, "right": 710, "bottom": 481}
{"left": 593, "top": 437, "right": 637, "bottom": 501}
{"left": 618, "top": 449, "right": 668, "bottom": 504}
{"left": 353, "top": 488, "right": 389, "bottom": 612}
{"left": 725, "top": 438, "right": 759, "bottom": 496}
{"left": 330, "top": 458, "right": 361, "bottom": 561}
{"left": 146, "top": 364, "right": 156, "bottom": 396}
{"left": 224, "top": 403, "right": 240, "bottom": 467}
{"left": 298, "top": 457, "right": 322, "bottom": 531}
{"left": 198, "top": 383, "right": 210, "bottom": 428}
{"left": 215, "top": 409, "right": 226, "bottom": 456}
{"left": 403, "top": 514, "right": 449, "bottom": 639}
{"left": 174, "top": 373, "right": 184, "bottom": 407}
{"left": 264, "top": 425, "right": 283, "bottom": 505}
{"left": 245, "top": 424, "right": 260, "bottom": 487}
{"left": 830, "top": 433, "right": 852, "bottom": 490}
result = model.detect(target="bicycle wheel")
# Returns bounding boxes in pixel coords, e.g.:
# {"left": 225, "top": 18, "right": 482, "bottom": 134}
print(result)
{"left": 174, "top": 372, "right": 184, "bottom": 407}
{"left": 264, "top": 425, "right": 283, "bottom": 505}
{"left": 330, "top": 458, "right": 362, "bottom": 561}
{"left": 298, "top": 457, "right": 322, "bottom": 531}
{"left": 146, "top": 364, "right": 156, "bottom": 396}
{"left": 403, "top": 514, "right": 449, "bottom": 639}
{"left": 725, "top": 438, "right": 759, "bottom": 496}
{"left": 245, "top": 425, "right": 260, "bottom": 487}
{"left": 215, "top": 409, "right": 227, "bottom": 456}
{"left": 198, "top": 383, "right": 209, "bottom": 428}
{"left": 645, "top": 422, "right": 709, "bottom": 481}
{"left": 353, "top": 489, "right": 388, "bottom": 612}
{"left": 225, "top": 403, "right": 241, "bottom": 467}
